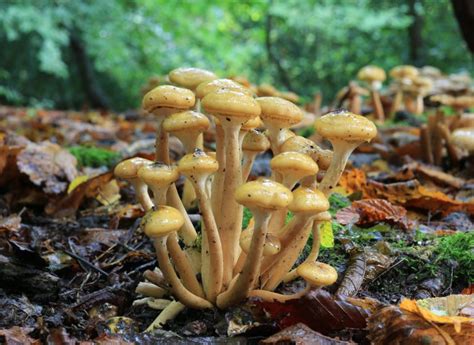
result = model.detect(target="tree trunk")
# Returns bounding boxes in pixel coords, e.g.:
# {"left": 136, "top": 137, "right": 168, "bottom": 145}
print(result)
{"left": 450, "top": 0, "right": 474, "bottom": 53}
{"left": 408, "top": 0, "right": 424, "bottom": 66}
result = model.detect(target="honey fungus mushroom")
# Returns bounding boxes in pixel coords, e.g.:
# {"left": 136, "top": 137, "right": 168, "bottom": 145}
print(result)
{"left": 358, "top": 65, "right": 386, "bottom": 121}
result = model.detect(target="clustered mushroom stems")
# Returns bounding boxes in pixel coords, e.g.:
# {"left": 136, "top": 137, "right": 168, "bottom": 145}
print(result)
{"left": 115, "top": 68, "right": 378, "bottom": 322}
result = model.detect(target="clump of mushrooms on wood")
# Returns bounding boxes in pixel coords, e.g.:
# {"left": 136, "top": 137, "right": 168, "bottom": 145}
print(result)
{"left": 114, "top": 67, "right": 377, "bottom": 330}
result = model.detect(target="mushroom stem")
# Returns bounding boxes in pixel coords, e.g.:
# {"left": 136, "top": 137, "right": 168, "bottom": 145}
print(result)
{"left": 135, "top": 282, "right": 167, "bottom": 298}
{"left": 218, "top": 122, "right": 244, "bottom": 286}
{"left": 371, "top": 89, "right": 385, "bottom": 122}
{"left": 145, "top": 300, "right": 185, "bottom": 332}
{"left": 241, "top": 151, "right": 258, "bottom": 182}
{"left": 319, "top": 140, "right": 358, "bottom": 196}
{"left": 166, "top": 184, "right": 198, "bottom": 245}
{"left": 216, "top": 211, "right": 271, "bottom": 308}
{"left": 153, "top": 116, "right": 170, "bottom": 164}
{"left": 153, "top": 237, "right": 213, "bottom": 309}
{"left": 166, "top": 233, "right": 205, "bottom": 297}
{"left": 248, "top": 284, "right": 311, "bottom": 303}
{"left": 211, "top": 124, "right": 226, "bottom": 223}
{"left": 390, "top": 89, "right": 403, "bottom": 115}
{"left": 266, "top": 125, "right": 285, "bottom": 154}
{"left": 130, "top": 180, "right": 154, "bottom": 211}
{"left": 437, "top": 123, "right": 459, "bottom": 166}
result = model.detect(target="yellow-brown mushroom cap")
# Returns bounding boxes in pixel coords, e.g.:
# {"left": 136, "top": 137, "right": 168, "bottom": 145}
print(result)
{"left": 114, "top": 157, "right": 152, "bottom": 180}
{"left": 288, "top": 187, "right": 329, "bottom": 214}
{"left": 162, "top": 110, "right": 210, "bottom": 133}
{"left": 202, "top": 90, "right": 261, "bottom": 120}
{"left": 313, "top": 211, "right": 332, "bottom": 222}
{"left": 168, "top": 67, "right": 217, "bottom": 90}
{"left": 357, "top": 65, "right": 386, "bottom": 83}
{"left": 297, "top": 261, "right": 338, "bottom": 287}
{"left": 142, "top": 85, "right": 195, "bottom": 113}
{"left": 280, "top": 136, "right": 333, "bottom": 170}
{"left": 143, "top": 206, "right": 185, "bottom": 238}
{"left": 314, "top": 110, "right": 377, "bottom": 143}
{"left": 196, "top": 78, "right": 252, "bottom": 99}
{"left": 137, "top": 163, "right": 179, "bottom": 187}
{"left": 178, "top": 150, "right": 219, "bottom": 176}
{"left": 257, "top": 97, "right": 303, "bottom": 128}
{"left": 241, "top": 116, "right": 264, "bottom": 131}
{"left": 229, "top": 75, "right": 252, "bottom": 88}
{"left": 242, "top": 130, "right": 271, "bottom": 152}
{"left": 235, "top": 179, "right": 293, "bottom": 210}
{"left": 412, "top": 76, "right": 433, "bottom": 92}
{"left": 451, "top": 128, "right": 474, "bottom": 152}
{"left": 420, "top": 66, "right": 442, "bottom": 79}
{"left": 240, "top": 230, "right": 281, "bottom": 256}
{"left": 257, "top": 83, "right": 279, "bottom": 97}
{"left": 389, "top": 65, "right": 419, "bottom": 80}
{"left": 279, "top": 91, "right": 300, "bottom": 104}
{"left": 270, "top": 152, "right": 319, "bottom": 178}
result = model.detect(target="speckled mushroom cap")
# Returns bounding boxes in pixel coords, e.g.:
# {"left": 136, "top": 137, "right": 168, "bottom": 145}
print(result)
{"left": 202, "top": 90, "right": 261, "bottom": 121}
{"left": 235, "top": 179, "right": 293, "bottom": 210}
{"left": 114, "top": 157, "right": 152, "bottom": 179}
{"left": 178, "top": 150, "right": 219, "bottom": 177}
{"left": 313, "top": 211, "right": 332, "bottom": 222}
{"left": 288, "top": 187, "right": 329, "bottom": 214}
{"left": 137, "top": 163, "right": 179, "bottom": 187}
{"left": 143, "top": 206, "right": 184, "bottom": 239}
{"left": 142, "top": 85, "right": 195, "bottom": 113}
{"left": 270, "top": 152, "right": 319, "bottom": 179}
{"left": 297, "top": 261, "right": 338, "bottom": 287}
{"left": 257, "top": 83, "right": 279, "bottom": 97}
{"left": 314, "top": 110, "right": 377, "bottom": 143}
{"left": 257, "top": 97, "right": 303, "bottom": 128}
{"left": 162, "top": 111, "right": 210, "bottom": 133}
{"left": 241, "top": 116, "right": 264, "bottom": 131}
{"left": 451, "top": 128, "right": 474, "bottom": 152}
{"left": 357, "top": 65, "right": 386, "bottom": 83}
{"left": 280, "top": 136, "right": 333, "bottom": 170}
{"left": 168, "top": 67, "right": 217, "bottom": 90}
{"left": 242, "top": 130, "right": 271, "bottom": 152}
{"left": 389, "top": 65, "right": 419, "bottom": 80}
{"left": 240, "top": 230, "right": 281, "bottom": 256}
{"left": 279, "top": 91, "right": 300, "bottom": 104}
{"left": 229, "top": 75, "right": 252, "bottom": 88}
{"left": 196, "top": 79, "right": 252, "bottom": 99}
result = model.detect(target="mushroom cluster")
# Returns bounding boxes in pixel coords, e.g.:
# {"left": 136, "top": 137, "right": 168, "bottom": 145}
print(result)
{"left": 115, "top": 67, "right": 377, "bottom": 328}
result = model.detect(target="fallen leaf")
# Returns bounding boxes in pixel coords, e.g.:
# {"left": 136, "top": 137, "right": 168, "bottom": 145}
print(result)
{"left": 336, "top": 248, "right": 365, "bottom": 297}
{"left": 16, "top": 141, "right": 77, "bottom": 194}
{"left": 320, "top": 221, "right": 334, "bottom": 248}
{"left": 261, "top": 323, "right": 355, "bottom": 344}
{"left": 0, "top": 214, "right": 21, "bottom": 232}
{"left": 0, "top": 326, "right": 40, "bottom": 345}
{"left": 96, "top": 179, "right": 121, "bottom": 205}
{"left": 68, "top": 175, "right": 89, "bottom": 193}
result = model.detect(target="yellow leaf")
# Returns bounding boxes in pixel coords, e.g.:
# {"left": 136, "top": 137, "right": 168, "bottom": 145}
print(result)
{"left": 67, "top": 175, "right": 89, "bottom": 194}
{"left": 320, "top": 221, "right": 334, "bottom": 248}
{"left": 96, "top": 179, "right": 121, "bottom": 205}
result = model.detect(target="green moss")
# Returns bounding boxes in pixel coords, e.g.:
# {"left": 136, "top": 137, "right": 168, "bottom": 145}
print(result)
{"left": 69, "top": 145, "right": 121, "bottom": 168}
{"left": 435, "top": 232, "right": 474, "bottom": 282}
{"left": 296, "top": 125, "right": 315, "bottom": 138}
{"left": 242, "top": 207, "right": 294, "bottom": 229}
{"left": 328, "top": 193, "right": 351, "bottom": 216}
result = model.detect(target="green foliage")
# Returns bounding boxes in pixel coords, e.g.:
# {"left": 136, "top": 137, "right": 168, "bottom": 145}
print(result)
{"left": 296, "top": 126, "right": 315, "bottom": 138}
{"left": 242, "top": 207, "right": 294, "bottom": 229}
{"left": 435, "top": 232, "right": 474, "bottom": 282}
{"left": 68, "top": 145, "right": 120, "bottom": 168}
{"left": 328, "top": 193, "right": 351, "bottom": 216}
{"left": 0, "top": 0, "right": 471, "bottom": 110}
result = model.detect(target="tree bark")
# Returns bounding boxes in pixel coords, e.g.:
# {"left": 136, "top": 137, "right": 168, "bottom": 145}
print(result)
{"left": 408, "top": 0, "right": 424, "bottom": 66}
{"left": 450, "top": 0, "right": 474, "bottom": 53}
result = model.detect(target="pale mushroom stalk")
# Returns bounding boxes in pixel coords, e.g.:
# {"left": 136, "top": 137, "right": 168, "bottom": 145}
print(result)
{"left": 131, "top": 179, "right": 154, "bottom": 211}
{"left": 135, "top": 282, "right": 167, "bottom": 298}
{"left": 211, "top": 123, "right": 226, "bottom": 222}
{"left": 248, "top": 285, "right": 311, "bottom": 303}
{"left": 166, "top": 185, "right": 198, "bottom": 245}
{"left": 241, "top": 151, "right": 258, "bottom": 182}
{"left": 145, "top": 301, "right": 185, "bottom": 332}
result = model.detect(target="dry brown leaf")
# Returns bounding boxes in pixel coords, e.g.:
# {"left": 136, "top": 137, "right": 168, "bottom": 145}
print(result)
{"left": 16, "top": 141, "right": 77, "bottom": 194}
{"left": 0, "top": 214, "right": 21, "bottom": 232}
{"left": 339, "top": 169, "right": 474, "bottom": 215}
{"left": 336, "top": 199, "right": 412, "bottom": 230}
{"left": 0, "top": 326, "right": 40, "bottom": 345}
{"left": 261, "top": 323, "right": 355, "bottom": 344}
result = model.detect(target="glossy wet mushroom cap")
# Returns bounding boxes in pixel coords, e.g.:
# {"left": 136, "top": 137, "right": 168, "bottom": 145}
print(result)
{"left": 143, "top": 206, "right": 185, "bottom": 239}
{"left": 114, "top": 157, "right": 152, "bottom": 179}
{"left": 270, "top": 151, "right": 319, "bottom": 180}
{"left": 297, "top": 261, "right": 338, "bottom": 287}
{"left": 240, "top": 231, "right": 281, "bottom": 256}
{"left": 162, "top": 110, "right": 210, "bottom": 133}
{"left": 137, "top": 163, "right": 179, "bottom": 188}
{"left": 178, "top": 150, "right": 219, "bottom": 176}
{"left": 257, "top": 97, "right": 304, "bottom": 128}
{"left": 241, "top": 116, "right": 264, "bottom": 131}
{"left": 288, "top": 187, "right": 329, "bottom": 214}
{"left": 242, "top": 130, "right": 271, "bottom": 152}
{"left": 202, "top": 90, "right": 261, "bottom": 121}
{"left": 235, "top": 179, "right": 293, "bottom": 210}
{"left": 257, "top": 83, "right": 279, "bottom": 97}
{"left": 389, "top": 65, "right": 419, "bottom": 80}
{"left": 357, "top": 65, "right": 386, "bottom": 84}
{"left": 168, "top": 67, "right": 217, "bottom": 90}
{"left": 451, "top": 128, "right": 474, "bottom": 152}
{"left": 196, "top": 79, "right": 252, "bottom": 99}
{"left": 142, "top": 85, "right": 195, "bottom": 113}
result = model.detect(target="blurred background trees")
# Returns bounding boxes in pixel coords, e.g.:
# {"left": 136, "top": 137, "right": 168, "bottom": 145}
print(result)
{"left": 0, "top": 0, "right": 472, "bottom": 110}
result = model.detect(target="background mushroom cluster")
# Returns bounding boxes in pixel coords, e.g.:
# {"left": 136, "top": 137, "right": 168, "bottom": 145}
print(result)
{"left": 114, "top": 67, "right": 378, "bottom": 329}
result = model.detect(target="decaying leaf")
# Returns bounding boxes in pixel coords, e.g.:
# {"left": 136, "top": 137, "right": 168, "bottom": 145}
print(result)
{"left": 254, "top": 288, "right": 378, "bottom": 333}
{"left": 336, "top": 248, "right": 366, "bottom": 297}
{"left": 339, "top": 169, "right": 474, "bottom": 215}
{"left": 16, "top": 141, "right": 77, "bottom": 194}
{"left": 336, "top": 199, "right": 412, "bottom": 230}
{"left": 96, "top": 179, "right": 121, "bottom": 205}
{"left": 0, "top": 326, "right": 40, "bottom": 345}
{"left": 0, "top": 214, "right": 21, "bottom": 232}
{"left": 261, "top": 323, "right": 355, "bottom": 344}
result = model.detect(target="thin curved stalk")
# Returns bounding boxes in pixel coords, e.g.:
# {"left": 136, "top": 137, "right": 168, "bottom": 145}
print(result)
{"left": 131, "top": 180, "right": 153, "bottom": 211}
{"left": 248, "top": 284, "right": 311, "bottom": 303}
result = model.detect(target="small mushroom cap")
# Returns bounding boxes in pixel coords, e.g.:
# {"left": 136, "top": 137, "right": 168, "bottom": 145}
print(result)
{"left": 420, "top": 66, "right": 442, "bottom": 78}
{"left": 241, "top": 116, "right": 264, "bottom": 131}
{"left": 178, "top": 150, "right": 219, "bottom": 177}
{"left": 389, "top": 65, "right": 419, "bottom": 80}
{"left": 270, "top": 152, "right": 319, "bottom": 178}
{"left": 257, "top": 83, "right": 279, "bottom": 97}
{"left": 288, "top": 187, "right": 329, "bottom": 214}
{"left": 142, "top": 85, "right": 195, "bottom": 113}
{"left": 240, "top": 230, "right": 281, "bottom": 256}
{"left": 168, "top": 67, "right": 217, "bottom": 90}
{"left": 162, "top": 111, "right": 210, "bottom": 133}
{"left": 196, "top": 78, "right": 252, "bottom": 99}
{"left": 357, "top": 65, "right": 386, "bottom": 83}
{"left": 235, "top": 179, "right": 293, "bottom": 210}
{"left": 412, "top": 76, "right": 433, "bottom": 91}
{"left": 297, "top": 261, "right": 338, "bottom": 287}
{"left": 451, "top": 128, "right": 474, "bottom": 152}
{"left": 257, "top": 97, "right": 304, "bottom": 128}
{"left": 137, "top": 163, "right": 179, "bottom": 187}
{"left": 314, "top": 110, "right": 377, "bottom": 143}
{"left": 229, "top": 75, "right": 252, "bottom": 88}
{"left": 280, "top": 136, "right": 333, "bottom": 170}
{"left": 114, "top": 157, "right": 152, "bottom": 179}
{"left": 430, "top": 95, "right": 474, "bottom": 109}
{"left": 279, "top": 91, "right": 300, "bottom": 104}
{"left": 313, "top": 211, "right": 332, "bottom": 222}
{"left": 143, "top": 206, "right": 184, "bottom": 238}
{"left": 242, "top": 130, "right": 271, "bottom": 152}
{"left": 202, "top": 90, "right": 261, "bottom": 120}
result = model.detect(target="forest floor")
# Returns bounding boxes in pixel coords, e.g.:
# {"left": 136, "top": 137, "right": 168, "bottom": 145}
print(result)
{"left": 0, "top": 106, "right": 472, "bottom": 344}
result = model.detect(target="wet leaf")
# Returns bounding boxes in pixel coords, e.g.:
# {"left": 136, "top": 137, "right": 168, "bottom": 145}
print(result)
{"left": 16, "top": 142, "right": 77, "bottom": 194}
{"left": 261, "top": 323, "right": 355, "bottom": 344}
{"left": 320, "top": 221, "right": 334, "bottom": 248}
{"left": 336, "top": 248, "right": 365, "bottom": 296}
{"left": 96, "top": 179, "right": 121, "bottom": 205}
{"left": 0, "top": 214, "right": 21, "bottom": 232}
{"left": 0, "top": 326, "right": 40, "bottom": 345}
